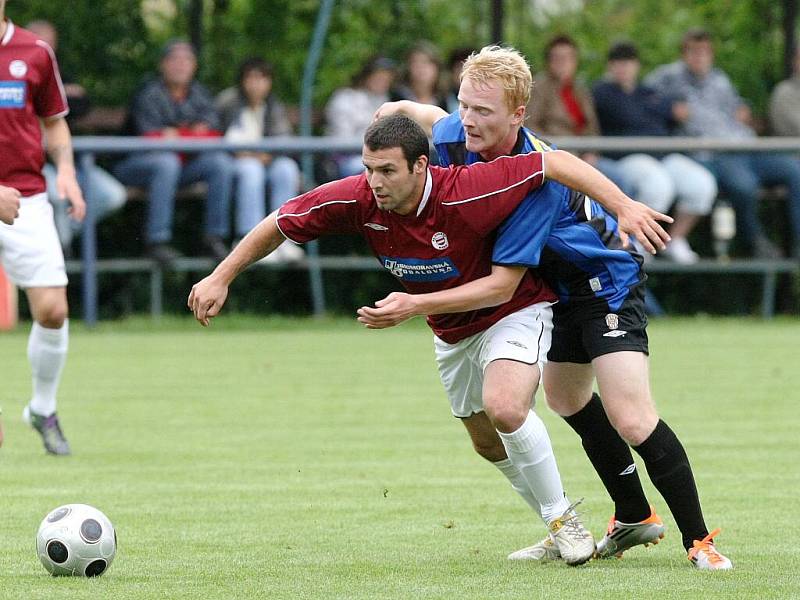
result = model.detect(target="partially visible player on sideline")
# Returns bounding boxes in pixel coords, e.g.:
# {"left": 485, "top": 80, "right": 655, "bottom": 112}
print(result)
{"left": 0, "top": 184, "right": 21, "bottom": 224}
{"left": 190, "top": 115, "right": 670, "bottom": 565}
{"left": 368, "top": 46, "right": 731, "bottom": 570}
{"left": 0, "top": 4, "right": 85, "bottom": 455}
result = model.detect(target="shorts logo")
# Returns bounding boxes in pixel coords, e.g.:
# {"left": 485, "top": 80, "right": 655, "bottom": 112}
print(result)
{"left": 0, "top": 81, "right": 26, "bottom": 108}
{"left": 506, "top": 340, "right": 529, "bottom": 349}
{"left": 619, "top": 463, "right": 637, "bottom": 476}
{"left": 431, "top": 231, "right": 449, "bottom": 250}
{"left": 381, "top": 255, "right": 460, "bottom": 282}
{"left": 364, "top": 222, "right": 388, "bottom": 231}
{"left": 605, "top": 313, "right": 619, "bottom": 330}
{"left": 9, "top": 60, "right": 28, "bottom": 78}
{"left": 603, "top": 330, "right": 628, "bottom": 338}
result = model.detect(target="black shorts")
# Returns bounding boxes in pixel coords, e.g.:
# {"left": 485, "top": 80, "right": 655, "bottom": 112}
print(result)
{"left": 547, "top": 284, "right": 649, "bottom": 364}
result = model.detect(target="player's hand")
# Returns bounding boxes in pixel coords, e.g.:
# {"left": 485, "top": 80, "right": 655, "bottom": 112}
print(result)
{"left": 0, "top": 185, "right": 21, "bottom": 224}
{"left": 188, "top": 275, "right": 229, "bottom": 327}
{"left": 615, "top": 201, "right": 673, "bottom": 254}
{"left": 56, "top": 170, "right": 86, "bottom": 222}
{"left": 357, "top": 292, "right": 421, "bottom": 329}
{"left": 372, "top": 101, "right": 404, "bottom": 122}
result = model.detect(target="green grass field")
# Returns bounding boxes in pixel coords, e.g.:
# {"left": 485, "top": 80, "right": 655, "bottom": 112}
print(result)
{"left": 1, "top": 316, "right": 799, "bottom": 599}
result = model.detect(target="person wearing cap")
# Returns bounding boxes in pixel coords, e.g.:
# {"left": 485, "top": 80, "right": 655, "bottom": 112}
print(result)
{"left": 325, "top": 55, "right": 397, "bottom": 177}
{"left": 592, "top": 41, "right": 717, "bottom": 264}
{"left": 113, "top": 40, "right": 235, "bottom": 265}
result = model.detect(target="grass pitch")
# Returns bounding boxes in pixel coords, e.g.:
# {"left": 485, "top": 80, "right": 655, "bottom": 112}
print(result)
{"left": 0, "top": 315, "right": 798, "bottom": 599}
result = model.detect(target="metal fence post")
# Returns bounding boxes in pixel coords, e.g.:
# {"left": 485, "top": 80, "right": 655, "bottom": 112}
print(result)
{"left": 79, "top": 152, "right": 98, "bottom": 327}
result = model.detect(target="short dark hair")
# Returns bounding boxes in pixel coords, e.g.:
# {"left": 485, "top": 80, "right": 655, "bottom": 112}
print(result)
{"left": 608, "top": 41, "right": 639, "bottom": 62}
{"left": 238, "top": 56, "right": 274, "bottom": 85}
{"left": 682, "top": 28, "right": 712, "bottom": 50}
{"left": 363, "top": 115, "right": 430, "bottom": 172}
{"left": 545, "top": 35, "right": 578, "bottom": 61}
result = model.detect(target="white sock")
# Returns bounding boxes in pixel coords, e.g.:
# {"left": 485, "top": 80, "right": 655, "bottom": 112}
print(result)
{"left": 28, "top": 319, "right": 69, "bottom": 416}
{"left": 497, "top": 410, "right": 571, "bottom": 524}
{"left": 493, "top": 458, "right": 542, "bottom": 518}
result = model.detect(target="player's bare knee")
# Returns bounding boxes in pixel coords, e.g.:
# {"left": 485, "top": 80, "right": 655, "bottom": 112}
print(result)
{"left": 483, "top": 400, "right": 528, "bottom": 433}
{"left": 37, "top": 305, "right": 68, "bottom": 328}
{"left": 613, "top": 415, "right": 657, "bottom": 446}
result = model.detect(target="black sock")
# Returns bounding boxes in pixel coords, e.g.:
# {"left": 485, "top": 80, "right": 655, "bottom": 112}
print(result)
{"left": 633, "top": 419, "right": 708, "bottom": 550}
{"left": 564, "top": 393, "right": 650, "bottom": 523}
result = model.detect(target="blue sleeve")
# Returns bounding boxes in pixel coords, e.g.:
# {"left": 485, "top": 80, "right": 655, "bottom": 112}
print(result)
{"left": 492, "top": 183, "right": 564, "bottom": 267}
{"left": 432, "top": 111, "right": 464, "bottom": 166}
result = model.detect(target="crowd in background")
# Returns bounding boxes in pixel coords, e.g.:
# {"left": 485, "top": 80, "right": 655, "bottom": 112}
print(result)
{"left": 32, "top": 21, "right": 800, "bottom": 265}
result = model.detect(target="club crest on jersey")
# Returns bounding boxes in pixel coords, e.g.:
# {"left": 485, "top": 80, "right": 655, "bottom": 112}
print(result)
{"left": 605, "top": 313, "right": 619, "bottom": 330}
{"left": 9, "top": 60, "right": 28, "bottom": 78}
{"left": 0, "top": 81, "right": 26, "bottom": 108}
{"left": 431, "top": 231, "right": 449, "bottom": 250}
{"left": 381, "top": 256, "right": 460, "bottom": 282}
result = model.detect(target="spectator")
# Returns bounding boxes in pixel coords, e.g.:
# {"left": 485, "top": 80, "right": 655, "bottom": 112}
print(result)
{"left": 646, "top": 29, "right": 800, "bottom": 259}
{"left": 391, "top": 41, "right": 448, "bottom": 110}
{"left": 593, "top": 42, "right": 717, "bottom": 264}
{"left": 527, "top": 35, "right": 632, "bottom": 196}
{"left": 113, "top": 40, "right": 234, "bottom": 264}
{"left": 769, "top": 46, "right": 800, "bottom": 136}
{"left": 216, "top": 57, "right": 303, "bottom": 262}
{"left": 325, "top": 55, "right": 396, "bottom": 177}
{"left": 445, "top": 47, "right": 476, "bottom": 113}
{"left": 26, "top": 19, "right": 126, "bottom": 256}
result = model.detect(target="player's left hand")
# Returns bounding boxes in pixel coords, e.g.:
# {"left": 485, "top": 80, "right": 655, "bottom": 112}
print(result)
{"left": 56, "top": 171, "right": 86, "bottom": 222}
{"left": 188, "top": 275, "right": 230, "bottom": 327}
{"left": 615, "top": 201, "right": 673, "bottom": 255}
{"left": 357, "top": 292, "right": 421, "bottom": 329}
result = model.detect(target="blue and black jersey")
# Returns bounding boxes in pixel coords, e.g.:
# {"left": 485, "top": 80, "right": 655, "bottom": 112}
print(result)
{"left": 432, "top": 111, "right": 645, "bottom": 314}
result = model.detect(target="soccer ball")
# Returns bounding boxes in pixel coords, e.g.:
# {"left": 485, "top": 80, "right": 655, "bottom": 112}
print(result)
{"left": 36, "top": 504, "right": 117, "bottom": 577}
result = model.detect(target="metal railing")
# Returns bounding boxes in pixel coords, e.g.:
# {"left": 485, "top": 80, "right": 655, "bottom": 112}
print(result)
{"left": 71, "top": 135, "right": 800, "bottom": 324}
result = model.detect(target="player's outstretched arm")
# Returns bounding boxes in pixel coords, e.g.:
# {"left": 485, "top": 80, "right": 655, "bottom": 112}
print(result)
{"left": 0, "top": 185, "right": 21, "bottom": 224}
{"left": 544, "top": 150, "right": 673, "bottom": 254}
{"left": 42, "top": 117, "right": 86, "bottom": 222}
{"left": 188, "top": 212, "right": 287, "bottom": 326}
{"left": 357, "top": 266, "right": 526, "bottom": 329}
{"left": 373, "top": 101, "right": 448, "bottom": 137}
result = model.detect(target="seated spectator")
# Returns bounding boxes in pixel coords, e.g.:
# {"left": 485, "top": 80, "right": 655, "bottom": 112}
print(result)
{"left": 391, "top": 41, "right": 448, "bottom": 110}
{"left": 27, "top": 19, "right": 126, "bottom": 256}
{"left": 113, "top": 40, "right": 234, "bottom": 264}
{"left": 527, "top": 35, "right": 633, "bottom": 196}
{"left": 646, "top": 29, "right": 800, "bottom": 259}
{"left": 445, "top": 47, "right": 477, "bottom": 113}
{"left": 325, "top": 55, "right": 396, "bottom": 177}
{"left": 769, "top": 46, "right": 800, "bottom": 136}
{"left": 216, "top": 57, "right": 302, "bottom": 262}
{"left": 593, "top": 42, "right": 717, "bottom": 264}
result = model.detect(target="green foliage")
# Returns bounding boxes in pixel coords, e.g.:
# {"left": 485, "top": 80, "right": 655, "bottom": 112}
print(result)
{"left": 5, "top": 1, "right": 794, "bottom": 115}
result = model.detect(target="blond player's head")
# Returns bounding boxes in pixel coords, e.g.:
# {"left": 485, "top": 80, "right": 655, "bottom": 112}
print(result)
{"left": 460, "top": 45, "right": 532, "bottom": 112}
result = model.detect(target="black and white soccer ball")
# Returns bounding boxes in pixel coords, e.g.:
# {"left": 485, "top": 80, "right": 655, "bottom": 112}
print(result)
{"left": 36, "top": 504, "right": 117, "bottom": 577}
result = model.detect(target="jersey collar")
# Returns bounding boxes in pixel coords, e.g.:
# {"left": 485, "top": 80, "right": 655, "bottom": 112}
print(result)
{"left": 415, "top": 169, "right": 433, "bottom": 217}
{"left": 1, "top": 20, "right": 15, "bottom": 46}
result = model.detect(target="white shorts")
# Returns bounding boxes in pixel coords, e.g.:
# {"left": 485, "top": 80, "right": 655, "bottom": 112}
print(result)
{"left": 434, "top": 302, "right": 554, "bottom": 418}
{"left": 0, "top": 193, "right": 67, "bottom": 288}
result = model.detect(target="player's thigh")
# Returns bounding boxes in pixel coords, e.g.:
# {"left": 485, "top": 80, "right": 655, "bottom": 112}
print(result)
{"left": 542, "top": 361, "right": 595, "bottom": 416}
{"left": 460, "top": 411, "right": 506, "bottom": 462}
{"left": 0, "top": 194, "right": 67, "bottom": 291}
{"left": 479, "top": 302, "right": 552, "bottom": 428}
{"left": 592, "top": 351, "right": 657, "bottom": 445}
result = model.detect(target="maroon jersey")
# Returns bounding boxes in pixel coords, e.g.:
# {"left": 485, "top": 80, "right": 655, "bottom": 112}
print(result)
{"left": 0, "top": 20, "right": 68, "bottom": 196}
{"left": 277, "top": 152, "right": 557, "bottom": 343}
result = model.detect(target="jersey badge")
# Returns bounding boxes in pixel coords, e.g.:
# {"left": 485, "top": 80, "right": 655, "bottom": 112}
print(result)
{"left": 9, "top": 60, "right": 28, "bottom": 78}
{"left": 589, "top": 277, "right": 602, "bottom": 292}
{"left": 0, "top": 81, "right": 26, "bottom": 108}
{"left": 364, "top": 222, "right": 388, "bottom": 231}
{"left": 431, "top": 231, "right": 449, "bottom": 250}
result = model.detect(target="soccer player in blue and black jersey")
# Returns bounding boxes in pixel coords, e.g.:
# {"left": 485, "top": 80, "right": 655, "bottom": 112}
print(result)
{"left": 363, "top": 46, "right": 731, "bottom": 570}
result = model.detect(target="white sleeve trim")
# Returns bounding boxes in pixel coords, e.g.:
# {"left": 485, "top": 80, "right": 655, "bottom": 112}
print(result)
{"left": 441, "top": 168, "right": 543, "bottom": 206}
{"left": 275, "top": 199, "right": 358, "bottom": 242}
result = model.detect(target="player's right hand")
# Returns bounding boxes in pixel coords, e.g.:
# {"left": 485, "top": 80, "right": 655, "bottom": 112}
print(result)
{"left": 0, "top": 185, "right": 21, "bottom": 225}
{"left": 615, "top": 201, "right": 673, "bottom": 255}
{"left": 188, "top": 276, "right": 229, "bottom": 327}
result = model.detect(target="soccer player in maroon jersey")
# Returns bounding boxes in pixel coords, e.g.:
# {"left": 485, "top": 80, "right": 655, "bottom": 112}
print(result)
{"left": 0, "top": 5, "right": 85, "bottom": 455}
{"left": 190, "top": 114, "right": 669, "bottom": 564}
